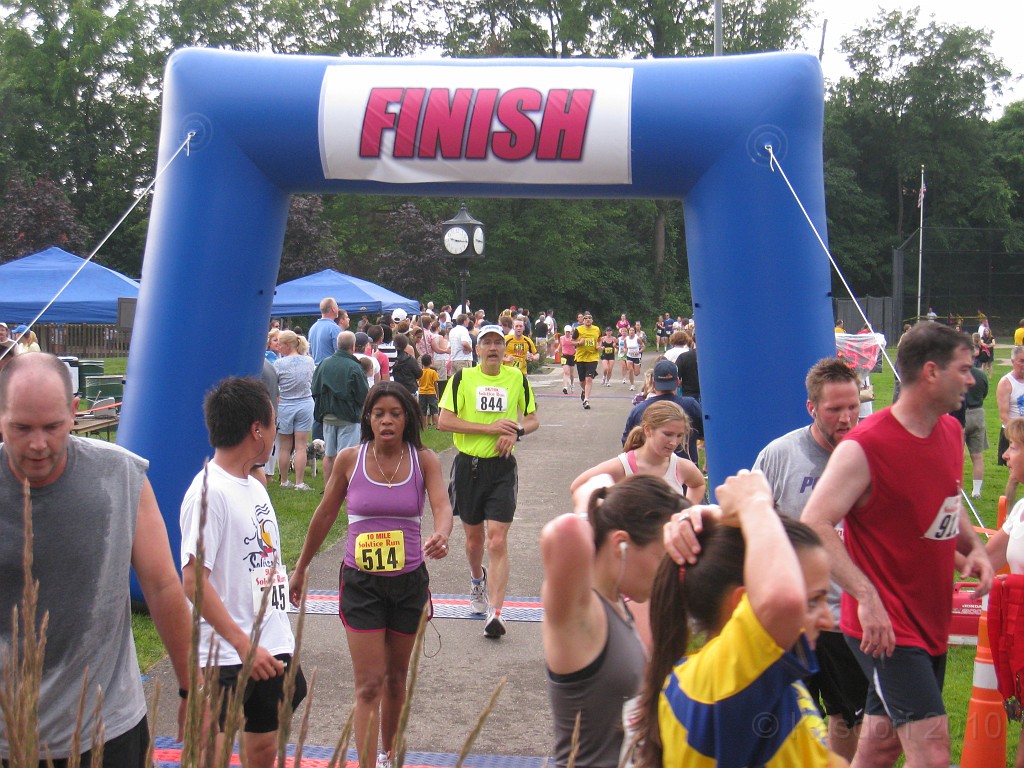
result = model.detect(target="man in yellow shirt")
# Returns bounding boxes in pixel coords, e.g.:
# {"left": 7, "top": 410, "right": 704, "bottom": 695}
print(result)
{"left": 1014, "top": 319, "right": 1024, "bottom": 346}
{"left": 504, "top": 318, "right": 538, "bottom": 374}
{"left": 573, "top": 311, "right": 601, "bottom": 409}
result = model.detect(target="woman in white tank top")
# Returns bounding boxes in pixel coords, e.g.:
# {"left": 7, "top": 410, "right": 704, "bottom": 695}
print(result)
{"left": 569, "top": 401, "right": 705, "bottom": 506}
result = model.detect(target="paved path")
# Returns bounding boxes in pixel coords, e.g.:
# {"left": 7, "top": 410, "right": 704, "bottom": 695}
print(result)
{"left": 145, "top": 361, "right": 644, "bottom": 759}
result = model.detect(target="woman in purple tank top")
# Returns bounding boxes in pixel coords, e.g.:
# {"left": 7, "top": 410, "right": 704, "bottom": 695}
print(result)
{"left": 289, "top": 382, "right": 453, "bottom": 768}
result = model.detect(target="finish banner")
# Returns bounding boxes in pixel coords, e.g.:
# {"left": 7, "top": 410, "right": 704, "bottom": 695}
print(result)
{"left": 319, "top": 65, "right": 633, "bottom": 185}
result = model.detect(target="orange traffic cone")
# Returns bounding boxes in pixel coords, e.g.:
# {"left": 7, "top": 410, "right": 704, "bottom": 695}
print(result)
{"left": 959, "top": 593, "right": 1007, "bottom": 767}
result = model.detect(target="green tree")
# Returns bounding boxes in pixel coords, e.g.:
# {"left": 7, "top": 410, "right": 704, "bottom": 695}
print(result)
{"left": 991, "top": 101, "right": 1024, "bottom": 250}
{"left": 0, "top": 0, "right": 161, "bottom": 273}
{"left": 0, "top": 175, "right": 90, "bottom": 262}
{"left": 278, "top": 195, "right": 341, "bottom": 282}
{"left": 830, "top": 8, "right": 1009, "bottom": 240}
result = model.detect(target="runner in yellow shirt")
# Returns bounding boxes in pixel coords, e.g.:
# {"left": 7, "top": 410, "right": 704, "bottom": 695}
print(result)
{"left": 573, "top": 311, "right": 601, "bottom": 409}
{"left": 504, "top": 318, "right": 538, "bottom": 374}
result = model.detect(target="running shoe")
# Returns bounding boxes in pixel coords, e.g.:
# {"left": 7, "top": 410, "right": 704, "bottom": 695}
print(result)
{"left": 562, "top": 386, "right": 568, "bottom": 394}
{"left": 279, "top": 480, "right": 293, "bottom": 488}
{"left": 376, "top": 752, "right": 392, "bottom": 768}
{"left": 484, "top": 609, "right": 507, "bottom": 638}
{"left": 469, "top": 567, "right": 488, "bottom": 614}
{"left": 294, "top": 483, "right": 313, "bottom": 491}
{"left": 629, "top": 385, "right": 635, "bottom": 391}
{"left": 583, "top": 399, "right": 591, "bottom": 410}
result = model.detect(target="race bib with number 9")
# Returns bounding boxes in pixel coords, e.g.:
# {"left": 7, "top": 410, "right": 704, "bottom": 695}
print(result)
{"left": 922, "top": 495, "right": 961, "bottom": 541}
{"left": 356, "top": 529, "right": 406, "bottom": 572}
{"left": 251, "top": 564, "right": 288, "bottom": 614}
{"left": 476, "top": 386, "right": 508, "bottom": 413}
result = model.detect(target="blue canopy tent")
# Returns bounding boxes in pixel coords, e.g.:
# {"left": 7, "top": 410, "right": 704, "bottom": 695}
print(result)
{"left": 0, "top": 247, "right": 140, "bottom": 324}
{"left": 270, "top": 269, "right": 419, "bottom": 317}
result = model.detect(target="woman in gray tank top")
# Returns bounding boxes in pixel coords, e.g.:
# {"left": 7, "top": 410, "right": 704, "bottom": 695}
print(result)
{"left": 541, "top": 474, "right": 687, "bottom": 768}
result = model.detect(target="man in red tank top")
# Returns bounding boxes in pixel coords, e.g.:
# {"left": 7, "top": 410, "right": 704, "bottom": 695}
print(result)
{"left": 802, "top": 322, "right": 993, "bottom": 768}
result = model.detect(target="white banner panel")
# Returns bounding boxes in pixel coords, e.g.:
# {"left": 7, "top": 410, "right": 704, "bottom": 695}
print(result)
{"left": 319, "top": 65, "right": 632, "bottom": 185}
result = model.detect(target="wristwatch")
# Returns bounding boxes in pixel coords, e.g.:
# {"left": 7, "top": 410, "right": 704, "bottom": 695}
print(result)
{"left": 516, "top": 423, "right": 526, "bottom": 440}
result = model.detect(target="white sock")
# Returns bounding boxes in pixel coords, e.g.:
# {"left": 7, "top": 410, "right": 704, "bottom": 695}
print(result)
{"left": 973, "top": 480, "right": 983, "bottom": 495}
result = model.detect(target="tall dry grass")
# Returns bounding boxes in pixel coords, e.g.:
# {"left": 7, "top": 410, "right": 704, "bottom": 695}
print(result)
{"left": 2, "top": 467, "right": 512, "bottom": 767}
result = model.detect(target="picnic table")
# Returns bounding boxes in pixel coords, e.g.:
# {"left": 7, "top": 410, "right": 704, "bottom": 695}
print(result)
{"left": 73, "top": 401, "right": 120, "bottom": 440}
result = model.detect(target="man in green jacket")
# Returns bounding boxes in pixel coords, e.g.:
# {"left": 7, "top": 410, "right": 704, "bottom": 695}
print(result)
{"left": 312, "top": 330, "right": 369, "bottom": 484}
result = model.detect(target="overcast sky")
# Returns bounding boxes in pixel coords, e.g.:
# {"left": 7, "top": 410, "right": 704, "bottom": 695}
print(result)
{"left": 798, "top": 0, "right": 1023, "bottom": 116}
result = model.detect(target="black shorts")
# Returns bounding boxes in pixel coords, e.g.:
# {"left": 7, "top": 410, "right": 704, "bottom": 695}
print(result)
{"left": 845, "top": 637, "right": 946, "bottom": 726}
{"left": 6, "top": 716, "right": 151, "bottom": 768}
{"left": 216, "top": 654, "right": 307, "bottom": 733}
{"left": 807, "top": 630, "right": 868, "bottom": 728}
{"left": 626, "top": 355, "right": 642, "bottom": 367}
{"left": 449, "top": 452, "right": 518, "bottom": 525}
{"left": 419, "top": 393, "right": 439, "bottom": 417}
{"left": 339, "top": 562, "right": 432, "bottom": 635}
{"left": 561, "top": 354, "right": 575, "bottom": 366}
{"left": 576, "top": 360, "right": 598, "bottom": 380}
{"left": 999, "top": 427, "right": 1010, "bottom": 466}
{"left": 600, "top": 351, "right": 616, "bottom": 361}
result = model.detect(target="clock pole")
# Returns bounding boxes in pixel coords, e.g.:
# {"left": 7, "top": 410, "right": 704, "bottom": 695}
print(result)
{"left": 441, "top": 204, "right": 484, "bottom": 316}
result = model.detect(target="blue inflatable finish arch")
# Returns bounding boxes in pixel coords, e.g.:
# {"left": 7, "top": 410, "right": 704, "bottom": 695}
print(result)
{"left": 121, "top": 49, "right": 835, "bottom": 587}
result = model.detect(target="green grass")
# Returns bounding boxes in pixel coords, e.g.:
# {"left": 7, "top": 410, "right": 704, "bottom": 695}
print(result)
{"left": 870, "top": 351, "right": 1020, "bottom": 766}
{"left": 132, "top": 611, "right": 167, "bottom": 672}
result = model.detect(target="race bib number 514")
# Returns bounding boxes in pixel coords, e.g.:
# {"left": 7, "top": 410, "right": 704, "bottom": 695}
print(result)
{"left": 356, "top": 530, "right": 406, "bottom": 572}
{"left": 923, "top": 495, "right": 961, "bottom": 541}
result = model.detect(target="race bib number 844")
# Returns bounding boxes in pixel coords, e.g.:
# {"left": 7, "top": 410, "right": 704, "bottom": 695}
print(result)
{"left": 476, "top": 386, "right": 508, "bottom": 413}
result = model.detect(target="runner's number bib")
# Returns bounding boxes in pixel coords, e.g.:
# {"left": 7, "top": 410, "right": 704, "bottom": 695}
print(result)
{"left": 356, "top": 529, "right": 406, "bottom": 572}
{"left": 251, "top": 564, "right": 288, "bottom": 614}
{"left": 476, "top": 386, "right": 508, "bottom": 413}
{"left": 923, "top": 495, "right": 961, "bottom": 540}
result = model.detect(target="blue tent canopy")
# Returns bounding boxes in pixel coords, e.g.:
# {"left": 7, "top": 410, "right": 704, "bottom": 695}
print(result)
{"left": 271, "top": 269, "right": 420, "bottom": 317}
{"left": 0, "top": 247, "right": 140, "bottom": 324}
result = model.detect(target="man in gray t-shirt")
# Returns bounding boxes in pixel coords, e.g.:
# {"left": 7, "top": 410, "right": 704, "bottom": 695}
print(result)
{"left": 751, "top": 357, "right": 867, "bottom": 764}
{"left": 0, "top": 353, "right": 193, "bottom": 764}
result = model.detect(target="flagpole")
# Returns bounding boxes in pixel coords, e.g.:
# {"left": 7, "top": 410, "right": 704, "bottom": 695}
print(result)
{"left": 916, "top": 165, "right": 926, "bottom": 322}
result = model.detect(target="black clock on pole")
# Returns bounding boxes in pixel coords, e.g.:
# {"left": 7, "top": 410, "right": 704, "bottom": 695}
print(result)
{"left": 442, "top": 204, "right": 484, "bottom": 314}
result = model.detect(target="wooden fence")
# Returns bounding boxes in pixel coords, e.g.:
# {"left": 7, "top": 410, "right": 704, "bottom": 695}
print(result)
{"left": 32, "top": 324, "right": 131, "bottom": 358}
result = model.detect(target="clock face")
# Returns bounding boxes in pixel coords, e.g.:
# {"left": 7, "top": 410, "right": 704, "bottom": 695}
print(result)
{"left": 473, "top": 227, "right": 485, "bottom": 255}
{"left": 444, "top": 226, "right": 469, "bottom": 255}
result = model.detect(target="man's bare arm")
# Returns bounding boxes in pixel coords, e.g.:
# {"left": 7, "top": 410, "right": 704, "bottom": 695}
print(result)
{"left": 801, "top": 440, "right": 895, "bottom": 656}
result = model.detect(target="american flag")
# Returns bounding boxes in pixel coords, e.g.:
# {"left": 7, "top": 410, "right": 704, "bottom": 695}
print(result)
{"left": 918, "top": 178, "right": 927, "bottom": 209}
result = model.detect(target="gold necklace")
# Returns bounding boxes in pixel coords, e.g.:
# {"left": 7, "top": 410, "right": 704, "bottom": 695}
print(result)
{"left": 372, "top": 443, "right": 405, "bottom": 489}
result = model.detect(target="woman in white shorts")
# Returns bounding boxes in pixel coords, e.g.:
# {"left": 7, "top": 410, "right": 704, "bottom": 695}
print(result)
{"left": 274, "top": 330, "right": 315, "bottom": 490}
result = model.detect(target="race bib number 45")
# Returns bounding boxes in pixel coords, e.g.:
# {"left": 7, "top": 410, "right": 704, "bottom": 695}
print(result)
{"left": 476, "top": 386, "right": 508, "bottom": 413}
{"left": 251, "top": 564, "right": 288, "bottom": 614}
{"left": 923, "top": 495, "right": 962, "bottom": 541}
{"left": 356, "top": 530, "right": 406, "bottom": 572}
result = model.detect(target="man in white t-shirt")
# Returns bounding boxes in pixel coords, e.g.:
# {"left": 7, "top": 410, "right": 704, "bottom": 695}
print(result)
{"left": 354, "top": 331, "right": 381, "bottom": 388}
{"left": 449, "top": 313, "right": 474, "bottom": 375}
{"left": 180, "top": 378, "right": 306, "bottom": 767}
